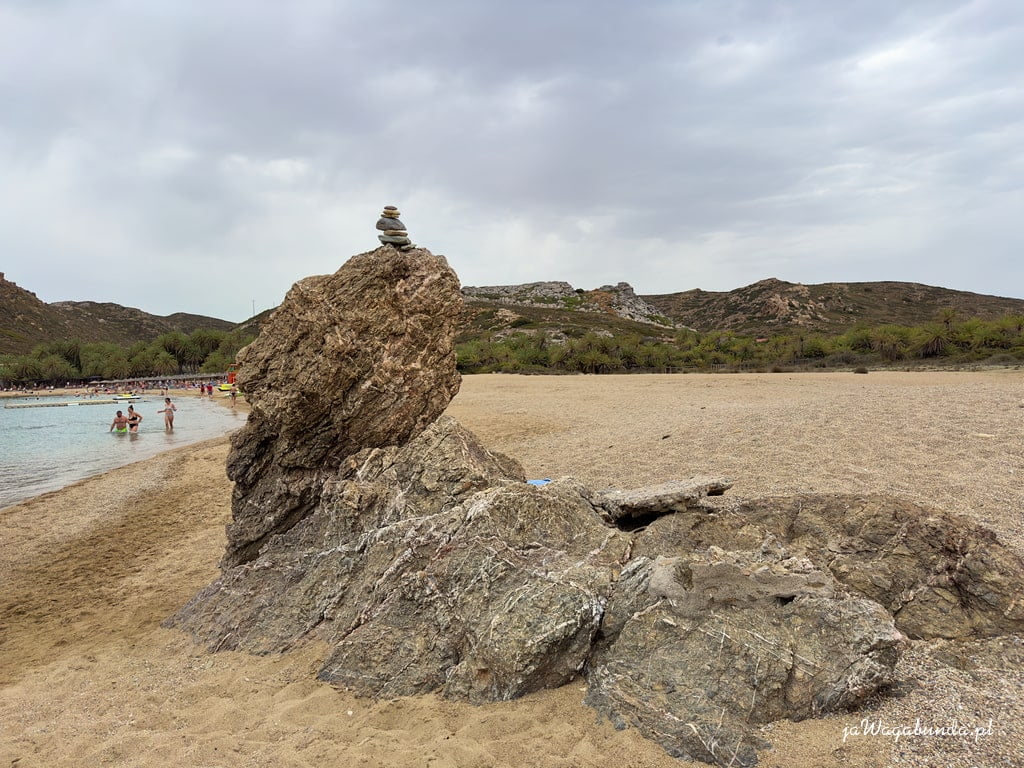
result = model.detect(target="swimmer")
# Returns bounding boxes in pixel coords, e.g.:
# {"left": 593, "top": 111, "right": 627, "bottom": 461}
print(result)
{"left": 126, "top": 405, "right": 143, "bottom": 433}
{"left": 110, "top": 410, "right": 129, "bottom": 433}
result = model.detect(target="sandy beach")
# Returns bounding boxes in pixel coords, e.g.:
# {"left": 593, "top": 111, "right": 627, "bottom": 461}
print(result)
{"left": 2, "top": 371, "right": 1022, "bottom": 767}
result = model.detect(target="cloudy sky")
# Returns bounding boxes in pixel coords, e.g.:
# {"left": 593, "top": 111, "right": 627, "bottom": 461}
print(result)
{"left": 2, "top": 1, "right": 1022, "bottom": 322}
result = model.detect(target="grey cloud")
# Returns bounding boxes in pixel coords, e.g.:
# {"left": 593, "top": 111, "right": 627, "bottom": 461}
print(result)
{"left": 1, "top": 0, "right": 1022, "bottom": 320}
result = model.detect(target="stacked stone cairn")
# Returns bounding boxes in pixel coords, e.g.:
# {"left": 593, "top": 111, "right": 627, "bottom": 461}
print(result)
{"left": 376, "top": 205, "right": 413, "bottom": 250}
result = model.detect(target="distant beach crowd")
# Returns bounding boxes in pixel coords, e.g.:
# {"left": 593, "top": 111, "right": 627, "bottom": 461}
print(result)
{"left": 1, "top": 378, "right": 232, "bottom": 396}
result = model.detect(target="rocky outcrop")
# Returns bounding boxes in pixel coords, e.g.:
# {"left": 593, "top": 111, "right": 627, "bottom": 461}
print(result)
{"left": 222, "top": 245, "right": 463, "bottom": 567}
{"left": 167, "top": 242, "right": 1024, "bottom": 767}
{"left": 172, "top": 432, "right": 903, "bottom": 764}
{"left": 463, "top": 281, "right": 578, "bottom": 304}
{"left": 462, "top": 281, "right": 676, "bottom": 328}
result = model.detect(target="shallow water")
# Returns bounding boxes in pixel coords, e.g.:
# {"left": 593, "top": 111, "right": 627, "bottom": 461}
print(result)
{"left": 0, "top": 394, "right": 247, "bottom": 509}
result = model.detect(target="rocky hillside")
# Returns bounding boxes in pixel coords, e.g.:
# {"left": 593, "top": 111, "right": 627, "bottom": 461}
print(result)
{"left": 0, "top": 272, "right": 234, "bottom": 355}
{"left": 643, "top": 278, "right": 1024, "bottom": 335}
{"left": 461, "top": 277, "right": 1024, "bottom": 341}
{"left": 462, "top": 281, "right": 676, "bottom": 327}
{"left": 459, "top": 282, "right": 683, "bottom": 346}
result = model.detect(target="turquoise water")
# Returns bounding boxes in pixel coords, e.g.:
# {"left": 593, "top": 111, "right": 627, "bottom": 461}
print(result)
{"left": 0, "top": 394, "right": 247, "bottom": 509}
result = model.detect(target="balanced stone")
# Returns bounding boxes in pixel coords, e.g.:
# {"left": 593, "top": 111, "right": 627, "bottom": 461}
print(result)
{"left": 376, "top": 204, "right": 413, "bottom": 250}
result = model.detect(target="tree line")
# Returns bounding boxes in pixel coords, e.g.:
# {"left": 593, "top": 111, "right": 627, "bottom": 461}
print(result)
{"left": 0, "top": 328, "right": 255, "bottom": 386}
{"left": 4, "top": 311, "right": 1022, "bottom": 386}
{"left": 456, "top": 312, "right": 1024, "bottom": 374}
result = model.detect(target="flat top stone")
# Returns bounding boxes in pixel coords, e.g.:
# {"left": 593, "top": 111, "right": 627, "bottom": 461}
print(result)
{"left": 596, "top": 476, "right": 733, "bottom": 519}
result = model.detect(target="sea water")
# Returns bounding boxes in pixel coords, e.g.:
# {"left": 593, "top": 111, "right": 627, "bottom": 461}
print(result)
{"left": 0, "top": 394, "right": 248, "bottom": 509}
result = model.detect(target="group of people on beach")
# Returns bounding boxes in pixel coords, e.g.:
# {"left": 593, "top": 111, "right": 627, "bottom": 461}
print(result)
{"left": 109, "top": 398, "right": 177, "bottom": 434}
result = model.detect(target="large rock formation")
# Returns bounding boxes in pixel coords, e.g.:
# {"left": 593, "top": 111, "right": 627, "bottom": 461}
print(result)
{"left": 167, "top": 242, "right": 1024, "bottom": 767}
{"left": 221, "top": 245, "right": 462, "bottom": 567}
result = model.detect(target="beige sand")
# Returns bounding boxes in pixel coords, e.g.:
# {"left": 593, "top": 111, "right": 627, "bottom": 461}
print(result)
{"left": 2, "top": 371, "right": 1022, "bottom": 767}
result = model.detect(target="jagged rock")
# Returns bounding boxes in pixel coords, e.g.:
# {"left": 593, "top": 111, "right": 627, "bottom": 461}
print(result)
{"left": 170, "top": 418, "right": 630, "bottom": 702}
{"left": 587, "top": 548, "right": 901, "bottom": 767}
{"left": 222, "top": 246, "right": 462, "bottom": 567}
{"left": 174, "top": 418, "right": 901, "bottom": 767}
{"left": 634, "top": 494, "right": 1024, "bottom": 640}
{"left": 590, "top": 282, "right": 672, "bottom": 324}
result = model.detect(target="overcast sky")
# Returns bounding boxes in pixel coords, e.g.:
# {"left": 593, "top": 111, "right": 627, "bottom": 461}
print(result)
{"left": 2, "top": 1, "right": 1022, "bottom": 322}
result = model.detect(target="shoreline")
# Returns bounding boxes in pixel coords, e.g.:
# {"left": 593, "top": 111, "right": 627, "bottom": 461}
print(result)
{"left": 0, "top": 388, "right": 250, "bottom": 512}
{"left": 2, "top": 371, "right": 1022, "bottom": 767}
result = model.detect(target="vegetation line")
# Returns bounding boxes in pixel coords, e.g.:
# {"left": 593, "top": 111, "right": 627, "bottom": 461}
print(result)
{"left": 3, "top": 311, "right": 1022, "bottom": 386}
{"left": 455, "top": 313, "right": 1024, "bottom": 374}
{"left": 0, "top": 329, "right": 254, "bottom": 386}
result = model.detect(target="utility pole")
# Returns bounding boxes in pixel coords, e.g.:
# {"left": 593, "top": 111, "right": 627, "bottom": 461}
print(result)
{"left": 252, "top": 299, "right": 256, "bottom": 318}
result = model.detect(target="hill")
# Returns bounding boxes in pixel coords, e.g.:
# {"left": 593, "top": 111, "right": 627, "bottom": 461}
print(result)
{"left": 459, "top": 277, "right": 1024, "bottom": 342}
{"left": 5, "top": 269, "right": 1024, "bottom": 359}
{"left": 459, "top": 281, "right": 680, "bottom": 343}
{"left": 642, "top": 278, "right": 1024, "bottom": 335}
{"left": 0, "top": 272, "right": 234, "bottom": 355}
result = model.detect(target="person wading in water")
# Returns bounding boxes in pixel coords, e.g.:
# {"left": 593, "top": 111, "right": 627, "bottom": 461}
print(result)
{"left": 158, "top": 397, "right": 177, "bottom": 431}
{"left": 110, "top": 410, "right": 129, "bottom": 433}
{"left": 127, "top": 405, "right": 143, "bottom": 433}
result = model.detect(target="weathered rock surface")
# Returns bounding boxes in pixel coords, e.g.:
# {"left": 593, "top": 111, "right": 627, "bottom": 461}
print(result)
{"left": 591, "top": 476, "right": 733, "bottom": 524}
{"left": 167, "top": 245, "right": 1024, "bottom": 767}
{"left": 586, "top": 545, "right": 901, "bottom": 767}
{"left": 172, "top": 425, "right": 900, "bottom": 765}
{"left": 173, "top": 413, "right": 630, "bottom": 701}
{"left": 223, "top": 246, "right": 462, "bottom": 567}
{"left": 634, "top": 494, "right": 1024, "bottom": 640}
